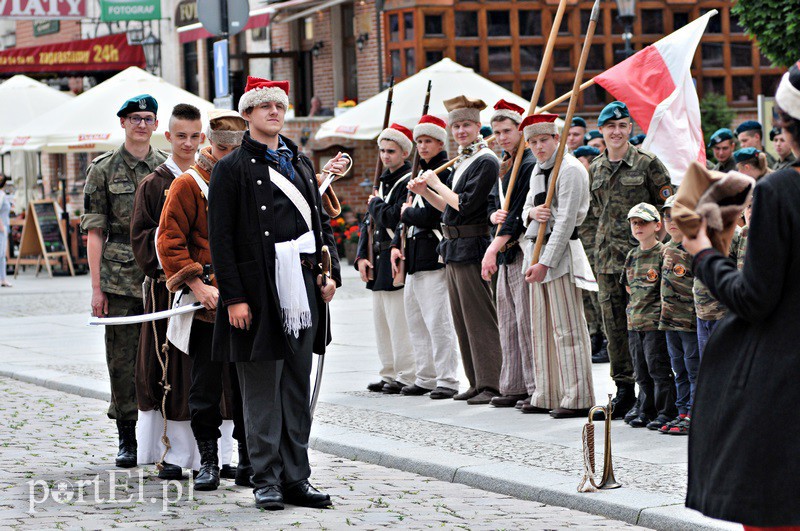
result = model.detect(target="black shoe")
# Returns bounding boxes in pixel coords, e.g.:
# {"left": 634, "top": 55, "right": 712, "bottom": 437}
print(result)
{"left": 453, "top": 387, "right": 478, "bottom": 401}
{"left": 220, "top": 464, "right": 236, "bottom": 480}
{"left": 235, "top": 441, "right": 253, "bottom": 487}
{"left": 490, "top": 393, "right": 528, "bottom": 407}
{"left": 591, "top": 347, "right": 609, "bottom": 364}
{"left": 115, "top": 420, "right": 137, "bottom": 468}
{"left": 590, "top": 333, "right": 604, "bottom": 355}
{"left": 382, "top": 380, "right": 406, "bottom": 394}
{"left": 367, "top": 381, "right": 386, "bottom": 392}
{"left": 157, "top": 462, "right": 184, "bottom": 480}
{"left": 515, "top": 397, "right": 531, "bottom": 410}
{"left": 255, "top": 485, "right": 284, "bottom": 510}
{"left": 430, "top": 387, "right": 458, "bottom": 399}
{"left": 646, "top": 415, "right": 672, "bottom": 431}
{"left": 400, "top": 384, "right": 432, "bottom": 396}
{"left": 549, "top": 407, "right": 592, "bottom": 419}
{"left": 284, "top": 480, "right": 332, "bottom": 508}
{"left": 194, "top": 439, "right": 220, "bottom": 491}
{"left": 624, "top": 396, "right": 643, "bottom": 424}
{"left": 466, "top": 389, "right": 499, "bottom": 405}
{"left": 629, "top": 415, "right": 653, "bottom": 428}
{"left": 611, "top": 383, "right": 636, "bottom": 419}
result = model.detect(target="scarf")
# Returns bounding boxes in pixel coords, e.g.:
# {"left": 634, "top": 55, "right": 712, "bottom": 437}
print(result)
{"left": 195, "top": 146, "right": 218, "bottom": 175}
{"left": 275, "top": 230, "right": 316, "bottom": 338}
{"left": 454, "top": 135, "right": 489, "bottom": 169}
{"left": 265, "top": 136, "right": 295, "bottom": 180}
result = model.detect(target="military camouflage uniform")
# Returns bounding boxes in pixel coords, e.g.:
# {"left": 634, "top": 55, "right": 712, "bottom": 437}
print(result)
{"left": 772, "top": 153, "right": 796, "bottom": 172}
{"left": 622, "top": 241, "right": 676, "bottom": 420}
{"left": 81, "top": 144, "right": 167, "bottom": 421}
{"left": 712, "top": 158, "right": 736, "bottom": 173}
{"left": 578, "top": 203, "right": 601, "bottom": 336}
{"left": 589, "top": 144, "right": 673, "bottom": 385}
{"left": 736, "top": 225, "right": 749, "bottom": 270}
{"left": 660, "top": 240, "right": 699, "bottom": 416}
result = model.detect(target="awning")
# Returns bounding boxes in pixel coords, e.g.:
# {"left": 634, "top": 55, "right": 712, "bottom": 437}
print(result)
{"left": 276, "top": 0, "right": 349, "bottom": 24}
{"left": 178, "top": 7, "right": 271, "bottom": 43}
{"left": 0, "top": 33, "right": 144, "bottom": 74}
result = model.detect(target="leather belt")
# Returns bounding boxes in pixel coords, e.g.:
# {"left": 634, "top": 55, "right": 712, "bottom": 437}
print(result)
{"left": 441, "top": 224, "right": 490, "bottom": 239}
{"left": 107, "top": 233, "right": 130, "bottom": 244}
{"left": 500, "top": 239, "right": 520, "bottom": 253}
{"left": 534, "top": 227, "right": 580, "bottom": 244}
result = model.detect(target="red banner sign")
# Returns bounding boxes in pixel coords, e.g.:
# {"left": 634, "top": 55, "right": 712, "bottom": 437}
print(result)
{"left": 0, "top": 0, "right": 86, "bottom": 18}
{"left": 0, "top": 33, "right": 144, "bottom": 73}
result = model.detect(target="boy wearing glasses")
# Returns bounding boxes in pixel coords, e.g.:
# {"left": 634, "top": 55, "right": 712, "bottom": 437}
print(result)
{"left": 81, "top": 94, "right": 167, "bottom": 468}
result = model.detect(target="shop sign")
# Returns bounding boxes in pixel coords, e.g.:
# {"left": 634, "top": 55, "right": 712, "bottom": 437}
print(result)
{"left": 33, "top": 20, "right": 60, "bottom": 37}
{"left": 0, "top": 33, "right": 145, "bottom": 73}
{"left": 0, "top": 0, "right": 85, "bottom": 19}
{"left": 98, "top": 0, "right": 160, "bottom": 22}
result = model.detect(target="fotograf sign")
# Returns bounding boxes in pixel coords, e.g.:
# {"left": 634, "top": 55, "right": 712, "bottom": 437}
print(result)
{"left": 99, "top": 0, "right": 160, "bottom": 22}
{"left": 0, "top": 0, "right": 86, "bottom": 19}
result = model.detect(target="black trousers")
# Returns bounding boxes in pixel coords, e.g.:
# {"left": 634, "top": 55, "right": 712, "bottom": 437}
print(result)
{"left": 189, "top": 321, "right": 245, "bottom": 442}
{"left": 236, "top": 268, "right": 318, "bottom": 489}
{"left": 628, "top": 330, "right": 677, "bottom": 420}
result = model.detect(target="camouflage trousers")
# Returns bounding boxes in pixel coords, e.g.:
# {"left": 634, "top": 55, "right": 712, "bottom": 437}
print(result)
{"left": 105, "top": 293, "right": 144, "bottom": 422}
{"left": 582, "top": 289, "right": 602, "bottom": 336}
{"left": 596, "top": 273, "right": 635, "bottom": 386}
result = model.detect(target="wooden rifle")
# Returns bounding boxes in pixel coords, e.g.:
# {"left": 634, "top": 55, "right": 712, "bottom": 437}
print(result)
{"left": 393, "top": 79, "right": 432, "bottom": 287}
{"left": 366, "top": 76, "right": 394, "bottom": 281}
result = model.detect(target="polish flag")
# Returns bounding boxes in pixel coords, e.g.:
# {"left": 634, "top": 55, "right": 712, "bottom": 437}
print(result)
{"left": 594, "top": 10, "right": 717, "bottom": 185}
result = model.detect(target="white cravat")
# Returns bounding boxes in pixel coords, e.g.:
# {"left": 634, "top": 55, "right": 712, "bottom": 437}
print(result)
{"left": 274, "top": 230, "right": 316, "bottom": 337}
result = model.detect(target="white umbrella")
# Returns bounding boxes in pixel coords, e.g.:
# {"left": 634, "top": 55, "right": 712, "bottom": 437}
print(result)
{"left": 316, "top": 58, "right": 533, "bottom": 142}
{"left": 5, "top": 67, "right": 215, "bottom": 153}
{"left": 0, "top": 75, "right": 74, "bottom": 151}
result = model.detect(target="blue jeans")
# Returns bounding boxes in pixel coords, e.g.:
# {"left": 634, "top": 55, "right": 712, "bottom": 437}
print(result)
{"left": 666, "top": 330, "right": 700, "bottom": 415}
{"left": 696, "top": 318, "right": 718, "bottom": 360}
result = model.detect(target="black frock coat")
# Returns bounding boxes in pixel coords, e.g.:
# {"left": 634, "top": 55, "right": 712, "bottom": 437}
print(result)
{"left": 208, "top": 133, "right": 341, "bottom": 363}
{"left": 686, "top": 166, "right": 800, "bottom": 526}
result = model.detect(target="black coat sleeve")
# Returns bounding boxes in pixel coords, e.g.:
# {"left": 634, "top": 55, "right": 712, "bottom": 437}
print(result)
{"left": 694, "top": 180, "right": 788, "bottom": 323}
{"left": 208, "top": 157, "right": 247, "bottom": 307}
{"left": 369, "top": 179, "right": 409, "bottom": 229}
{"left": 457, "top": 157, "right": 500, "bottom": 218}
{"left": 497, "top": 156, "right": 534, "bottom": 239}
{"left": 402, "top": 200, "right": 442, "bottom": 230}
{"left": 487, "top": 179, "right": 500, "bottom": 225}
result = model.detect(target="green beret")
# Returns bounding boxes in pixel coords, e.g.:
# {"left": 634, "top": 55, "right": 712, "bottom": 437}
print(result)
{"left": 598, "top": 101, "right": 630, "bottom": 127}
{"left": 735, "top": 120, "right": 762, "bottom": 136}
{"left": 584, "top": 130, "right": 603, "bottom": 144}
{"left": 574, "top": 146, "right": 601, "bottom": 158}
{"left": 708, "top": 128, "right": 734, "bottom": 147}
{"left": 630, "top": 134, "right": 646, "bottom": 146}
{"left": 571, "top": 116, "right": 587, "bottom": 128}
{"left": 627, "top": 202, "right": 660, "bottom": 222}
{"left": 769, "top": 126, "right": 782, "bottom": 141}
{"left": 733, "top": 147, "right": 760, "bottom": 163}
{"left": 117, "top": 94, "right": 158, "bottom": 118}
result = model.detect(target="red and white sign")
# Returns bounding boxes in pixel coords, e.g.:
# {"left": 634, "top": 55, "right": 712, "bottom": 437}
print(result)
{"left": 0, "top": 0, "right": 86, "bottom": 19}
{"left": 594, "top": 11, "right": 716, "bottom": 185}
{"left": 0, "top": 33, "right": 144, "bottom": 73}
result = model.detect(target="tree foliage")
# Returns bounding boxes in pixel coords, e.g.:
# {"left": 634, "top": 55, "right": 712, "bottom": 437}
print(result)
{"left": 700, "top": 93, "right": 736, "bottom": 157}
{"left": 731, "top": 0, "right": 800, "bottom": 68}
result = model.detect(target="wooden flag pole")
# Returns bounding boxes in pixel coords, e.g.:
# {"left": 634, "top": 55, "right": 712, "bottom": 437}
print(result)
{"left": 531, "top": 0, "right": 602, "bottom": 265}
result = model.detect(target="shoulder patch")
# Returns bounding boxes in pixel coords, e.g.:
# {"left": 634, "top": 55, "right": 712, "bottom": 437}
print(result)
{"left": 90, "top": 150, "right": 114, "bottom": 165}
{"left": 673, "top": 264, "right": 686, "bottom": 277}
{"left": 646, "top": 268, "right": 659, "bottom": 282}
{"left": 660, "top": 185, "right": 672, "bottom": 199}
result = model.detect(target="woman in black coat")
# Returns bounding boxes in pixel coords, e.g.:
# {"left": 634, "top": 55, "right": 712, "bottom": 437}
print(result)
{"left": 683, "top": 64, "right": 800, "bottom": 528}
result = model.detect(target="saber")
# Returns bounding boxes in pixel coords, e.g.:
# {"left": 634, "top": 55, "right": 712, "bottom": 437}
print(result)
{"left": 87, "top": 302, "right": 202, "bottom": 326}
{"left": 310, "top": 245, "right": 331, "bottom": 420}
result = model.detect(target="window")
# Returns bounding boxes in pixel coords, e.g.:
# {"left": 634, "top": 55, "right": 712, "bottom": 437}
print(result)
{"left": 730, "top": 42, "right": 752, "bottom": 67}
{"left": 641, "top": 9, "right": 663, "bottom": 34}
{"left": 702, "top": 9, "right": 722, "bottom": 33}
{"left": 673, "top": 12, "right": 689, "bottom": 30}
{"left": 762, "top": 75, "right": 782, "bottom": 97}
{"left": 732, "top": 76, "right": 753, "bottom": 102}
{"left": 455, "top": 11, "right": 478, "bottom": 37}
{"left": 586, "top": 44, "right": 604, "bottom": 71}
{"left": 389, "top": 14, "right": 399, "bottom": 42}
{"left": 553, "top": 47, "right": 571, "bottom": 70}
{"left": 520, "top": 45, "right": 543, "bottom": 72}
{"left": 581, "top": 9, "right": 603, "bottom": 36}
{"left": 424, "top": 14, "right": 443, "bottom": 36}
{"left": 488, "top": 46, "right": 512, "bottom": 73}
{"left": 425, "top": 50, "right": 444, "bottom": 66}
{"left": 405, "top": 49, "right": 415, "bottom": 76}
{"left": 701, "top": 43, "right": 724, "bottom": 68}
{"left": 583, "top": 84, "right": 608, "bottom": 107}
{"left": 456, "top": 46, "right": 480, "bottom": 69}
{"left": 703, "top": 77, "right": 725, "bottom": 95}
{"left": 730, "top": 11, "right": 744, "bottom": 33}
{"left": 518, "top": 10, "right": 541, "bottom": 37}
{"left": 487, "top": 11, "right": 510, "bottom": 37}
{"left": 404, "top": 12, "right": 414, "bottom": 40}
{"left": 391, "top": 50, "right": 401, "bottom": 79}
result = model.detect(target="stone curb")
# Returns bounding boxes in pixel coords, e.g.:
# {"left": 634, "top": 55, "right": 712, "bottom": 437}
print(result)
{"left": 1, "top": 368, "right": 737, "bottom": 531}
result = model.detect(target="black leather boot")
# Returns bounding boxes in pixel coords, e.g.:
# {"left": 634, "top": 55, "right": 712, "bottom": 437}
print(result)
{"left": 115, "top": 420, "right": 137, "bottom": 468}
{"left": 194, "top": 439, "right": 220, "bottom": 491}
{"left": 235, "top": 440, "right": 254, "bottom": 487}
{"left": 591, "top": 334, "right": 609, "bottom": 363}
{"left": 592, "top": 383, "right": 637, "bottom": 420}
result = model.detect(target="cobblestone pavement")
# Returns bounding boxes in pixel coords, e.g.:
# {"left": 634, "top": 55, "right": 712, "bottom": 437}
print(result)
{"left": 0, "top": 377, "right": 647, "bottom": 530}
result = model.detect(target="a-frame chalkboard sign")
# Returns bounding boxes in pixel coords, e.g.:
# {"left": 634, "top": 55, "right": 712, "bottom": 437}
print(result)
{"left": 14, "top": 200, "right": 75, "bottom": 278}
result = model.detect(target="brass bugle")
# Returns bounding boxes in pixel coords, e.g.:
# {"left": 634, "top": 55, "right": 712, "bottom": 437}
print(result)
{"left": 586, "top": 394, "right": 622, "bottom": 490}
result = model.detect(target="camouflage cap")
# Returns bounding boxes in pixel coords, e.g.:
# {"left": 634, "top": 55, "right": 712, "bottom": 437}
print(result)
{"left": 661, "top": 194, "right": 676, "bottom": 210}
{"left": 627, "top": 202, "right": 660, "bottom": 222}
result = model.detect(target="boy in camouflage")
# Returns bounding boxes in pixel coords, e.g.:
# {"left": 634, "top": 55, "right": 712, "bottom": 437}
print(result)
{"left": 657, "top": 196, "right": 698, "bottom": 436}
{"left": 622, "top": 203, "right": 676, "bottom": 429}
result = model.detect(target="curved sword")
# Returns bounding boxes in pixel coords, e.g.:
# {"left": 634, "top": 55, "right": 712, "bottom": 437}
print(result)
{"left": 310, "top": 245, "right": 331, "bottom": 420}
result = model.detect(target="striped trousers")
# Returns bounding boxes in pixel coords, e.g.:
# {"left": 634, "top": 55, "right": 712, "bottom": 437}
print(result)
{"left": 496, "top": 254, "right": 535, "bottom": 396}
{"left": 529, "top": 274, "right": 595, "bottom": 410}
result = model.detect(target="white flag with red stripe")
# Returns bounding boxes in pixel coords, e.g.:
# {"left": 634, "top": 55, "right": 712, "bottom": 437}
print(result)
{"left": 594, "top": 10, "right": 716, "bottom": 185}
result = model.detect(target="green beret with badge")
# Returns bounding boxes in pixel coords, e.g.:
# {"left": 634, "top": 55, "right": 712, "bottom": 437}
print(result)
{"left": 597, "top": 101, "right": 630, "bottom": 127}
{"left": 733, "top": 147, "right": 761, "bottom": 164}
{"left": 627, "top": 202, "right": 660, "bottom": 222}
{"left": 630, "top": 134, "right": 646, "bottom": 146}
{"left": 584, "top": 129, "right": 603, "bottom": 144}
{"left": 707, "top": 128, "right": 734, "bottom": 148}
{"left": 117, "top": 94, "right": 158, "bottom": 118}
{"left": 571, "top": 116, "right": 587, "bottom": 128}
{"left": 574, "top": 145, "right": 601, "bottom": 158}
{"left": 734, "top": 120, "right": 762, "bottom": 136}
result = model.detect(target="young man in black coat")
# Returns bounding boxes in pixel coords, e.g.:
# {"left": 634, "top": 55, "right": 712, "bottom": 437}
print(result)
{"left": 207, "top": 77, "right": 344, "bottom": 510}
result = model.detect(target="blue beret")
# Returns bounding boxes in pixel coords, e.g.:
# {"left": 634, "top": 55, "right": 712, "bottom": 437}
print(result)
{"left": 769, "top": 126, "right": 781, "bottom": 141}
{"left": 735, "top": 120, "right": 762, "bottom": 136}
{"left": 630, "top": 134, "right": 646, "bottom": 146}
{"left": 117, "top": 94, "right": 158, "bottom": 118}
{"left": 708, "top": 128, "right": 734, "bottom": 147}
{"left": 733, "top": 147, "right": 760, "bottom": 163}
{"left": 597, "top": 101, "right": 630, "bottom": 127}
{"left": 584, "top": 129, "right": 603, "bottom": 143}
{"left": 574, "top": 146, "right": 601, "bottom": 158}
{"left": 480, "top": 125, "right": 493, "bottom": 138}
{"left": 571, "top": 116, "right": 587, "bottom": 128}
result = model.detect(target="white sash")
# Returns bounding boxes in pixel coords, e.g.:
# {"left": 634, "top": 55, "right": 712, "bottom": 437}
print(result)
{"left": 378, "top": 172, "right": 409, "bottom": 239}
{"left": 268, "top": 166, "right": 312, "bottom": 230}
{"left": 187, "top": 168, "right": 209, "bottom": 200}
{"left": 451, "top": 147, "right": 497, "bottom": 192}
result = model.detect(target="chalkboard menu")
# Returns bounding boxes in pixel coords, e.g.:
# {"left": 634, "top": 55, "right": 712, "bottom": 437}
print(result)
{"left": 33, "top": 201, "right": 66, "bottom": 253}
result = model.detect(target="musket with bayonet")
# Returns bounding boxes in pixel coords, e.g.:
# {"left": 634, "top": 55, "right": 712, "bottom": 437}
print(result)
{"left": 393, "top": 79, "right": 432, "bottom": 288}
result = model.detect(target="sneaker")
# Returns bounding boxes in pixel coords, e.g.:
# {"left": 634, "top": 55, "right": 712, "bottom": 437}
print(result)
{"left": 667, "top": 416, "right": 690, "bottom": 435}
{"left": 659, "top": 414, "right": 686, "bottom": 434}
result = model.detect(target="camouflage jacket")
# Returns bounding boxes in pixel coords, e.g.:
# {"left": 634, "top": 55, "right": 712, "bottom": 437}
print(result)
{"left": 693, "top": 226, "right": 743, "bottom": 321}
{"left": 712, "top": 157, "right": 736, "bottom": 173}
{"left": 659, "top": 240, "right": 696, "bottom": 332}
{"left": 81, "top": 144, "right": 167, "bottom": 298}
{"left": 773, "top": 154, "right": 796, "bottom": 171}
{"left": 623, "top": 241, "right": 664, "bottom": 331}
{"left": 589, "top": 144, "right": 672, "bottom": 274}
{"left": 736, "top": 225, "right": 749, "bottom": 271}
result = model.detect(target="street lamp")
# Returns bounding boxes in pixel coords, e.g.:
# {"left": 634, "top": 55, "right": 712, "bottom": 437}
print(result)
{"left": 615, "top": 0, "right": 636, "bottom": 59}
{"left": 141, "top": 33, "right": 162, "bottom": 76}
